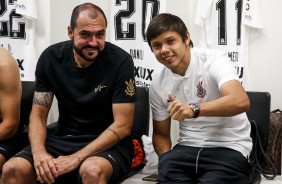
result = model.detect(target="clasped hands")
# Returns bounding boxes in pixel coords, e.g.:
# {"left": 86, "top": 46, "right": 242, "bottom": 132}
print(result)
{"left": 33, "top": 151, "right": 81, "bottom": 184}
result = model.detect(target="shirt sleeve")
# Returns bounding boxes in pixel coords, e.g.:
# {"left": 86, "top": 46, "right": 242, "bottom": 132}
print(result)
{"left": 243, "top": 0, "right": 263, "bottom": 29}
{"left": 149, "top": 83, "right": 170, "bottom": 121}
{"left": 112, "top": 54, "right": 137, "bottom": 103}
{"left": 16, "top": 0, "right": 38, "bottom": 19}
{"left": 208, "top": 50, "right": 239, "bottom": 89}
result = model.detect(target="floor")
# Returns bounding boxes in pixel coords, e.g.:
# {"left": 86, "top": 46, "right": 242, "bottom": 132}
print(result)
{"left": 121, "top": 173, "right": 282, "bottom": 184}
{"left": 260, "top": 175, "right": 282, "bottom": 184}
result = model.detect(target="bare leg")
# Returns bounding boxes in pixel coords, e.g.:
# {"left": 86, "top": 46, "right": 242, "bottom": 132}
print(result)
{"left": 1, "top": 157, "right": 37, "bottom": 184}
{"left": 0, "top": 154, "right": 7, "bottom": 182}
{"left": 0, "top": 154, "right": 6, "bottom": 173}
{"left": 79, "top": 156, "right": 113, "bottom": 184}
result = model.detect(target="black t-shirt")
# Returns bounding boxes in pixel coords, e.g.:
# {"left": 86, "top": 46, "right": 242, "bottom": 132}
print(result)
{"left": 35, "top": 41, "right": 136, "bottom": 136}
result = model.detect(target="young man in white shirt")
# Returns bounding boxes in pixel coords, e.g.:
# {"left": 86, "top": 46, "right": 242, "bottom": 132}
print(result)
{"left": 146, "top": 13, "right": 252, "bottom": 184}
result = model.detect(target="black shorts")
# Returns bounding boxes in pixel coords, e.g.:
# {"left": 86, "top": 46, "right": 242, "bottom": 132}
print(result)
{"left": 158, "top": 144, "right": 252, "bottom": 184}
{"left": 0, "top": 132, "right": 29, "bottom": 160}
{"left": 15, "top": 126, "right": 134, "bottom": 183}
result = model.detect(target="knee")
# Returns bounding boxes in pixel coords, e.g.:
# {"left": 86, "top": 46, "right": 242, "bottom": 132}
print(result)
{"left": 0, "top": 157, "right": 5, "bottom": 173}
{"left": 80, "top": 164, "right": 103, "bottom": 181}
{"left": 158, "top": 152, "right": 176, "bottom": 175}
{"left": 1, "top": 161, "right": 18, "bottom": 178}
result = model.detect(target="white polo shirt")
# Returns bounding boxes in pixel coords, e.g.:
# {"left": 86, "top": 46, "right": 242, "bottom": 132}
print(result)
{"left": 149, "top": 47, "right": 252, "bottom": 157}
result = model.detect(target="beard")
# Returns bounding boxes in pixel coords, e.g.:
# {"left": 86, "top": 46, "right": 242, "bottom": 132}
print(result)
{"left": 73, "top": 43, "right": 100, "bottom": 62}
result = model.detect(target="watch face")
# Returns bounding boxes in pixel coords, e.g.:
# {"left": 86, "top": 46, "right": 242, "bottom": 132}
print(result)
{"left": 190, "top": 103, "right": 199, "bottom": 110}
{"left": 190, "top": 103, "right": 200, "bottom": 118}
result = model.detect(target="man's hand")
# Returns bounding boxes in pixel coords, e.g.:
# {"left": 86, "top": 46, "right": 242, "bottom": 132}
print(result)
{"left": 167, "top": 92, "right": 194, "bottom": 121}
{"left": 33, "top": 151, "right": 58, "bottom": 184}
{"left": 53, "top": 154, "right": 82, "bottom": 176}
{"left": 167, "top": 92, "right": 175, "bottom": 102}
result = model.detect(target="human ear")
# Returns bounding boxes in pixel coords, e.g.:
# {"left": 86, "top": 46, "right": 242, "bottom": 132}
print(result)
{"left": 68, "top": 26, "right": 74, "bottom": 40}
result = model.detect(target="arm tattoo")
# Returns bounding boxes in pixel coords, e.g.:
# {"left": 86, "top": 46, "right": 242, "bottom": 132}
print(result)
{"left": 33, "top": 92, "right": 54, "bottom": 109}
{"left": 107, "top": 127, "right": 121, "bottom": 141}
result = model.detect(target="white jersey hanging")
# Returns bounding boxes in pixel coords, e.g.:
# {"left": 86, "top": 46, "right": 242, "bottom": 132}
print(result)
{"left": 0, "top": 0, "right": 38, "bottom": 81}
{"left": 194, "top": 0, "right": 263, "bottom": 89}
{"left": 110, "top": 0, "right": 166, "bottom": 87}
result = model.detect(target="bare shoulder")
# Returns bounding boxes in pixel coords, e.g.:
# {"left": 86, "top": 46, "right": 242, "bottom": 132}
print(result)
{"left": 0, "top": 47, "right": 18, "bottom": 69}
{"left": 0, "top": 47, "right": 20, "bottom": 90}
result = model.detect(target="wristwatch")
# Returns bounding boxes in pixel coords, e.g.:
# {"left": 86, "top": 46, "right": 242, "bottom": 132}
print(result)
{"left": 189, "top": 103, "right": 200, "bottom": 118}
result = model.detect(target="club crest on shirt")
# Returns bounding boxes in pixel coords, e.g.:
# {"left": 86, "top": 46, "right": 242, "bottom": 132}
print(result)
{"left": 125, "top": 79, "right": 135, "bottom": 96}
{"left": 196, "top": 81, "right": 206, "bottom": 98}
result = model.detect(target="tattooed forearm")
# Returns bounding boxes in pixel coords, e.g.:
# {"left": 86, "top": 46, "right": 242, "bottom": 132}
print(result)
{"left": 33, "top": 92, "right": 54, "bottom": 109}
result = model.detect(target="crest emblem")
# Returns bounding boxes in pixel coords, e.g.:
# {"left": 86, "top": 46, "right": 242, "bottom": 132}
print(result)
{"left": 125, "top": 79, "right": 135, "bottom": 96}
{"left": 196, "top": 81, "right": 206, "bottom": 98}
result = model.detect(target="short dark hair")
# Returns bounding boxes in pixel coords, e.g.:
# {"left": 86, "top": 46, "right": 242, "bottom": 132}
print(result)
{"left": 70, "top": 3, "right": 107, "bottom": 30}
{"left": 146, "top": 13, "right": 193, "bottom": 49}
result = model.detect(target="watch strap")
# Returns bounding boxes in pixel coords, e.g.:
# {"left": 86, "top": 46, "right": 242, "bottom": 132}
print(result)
{"left": 189, "top": 103, "right": 200, "bottom": 118}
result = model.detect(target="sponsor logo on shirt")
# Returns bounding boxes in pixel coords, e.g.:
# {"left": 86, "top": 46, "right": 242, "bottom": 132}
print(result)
{"left": 94, "top": 85, "right": 107, "bottom": 93}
